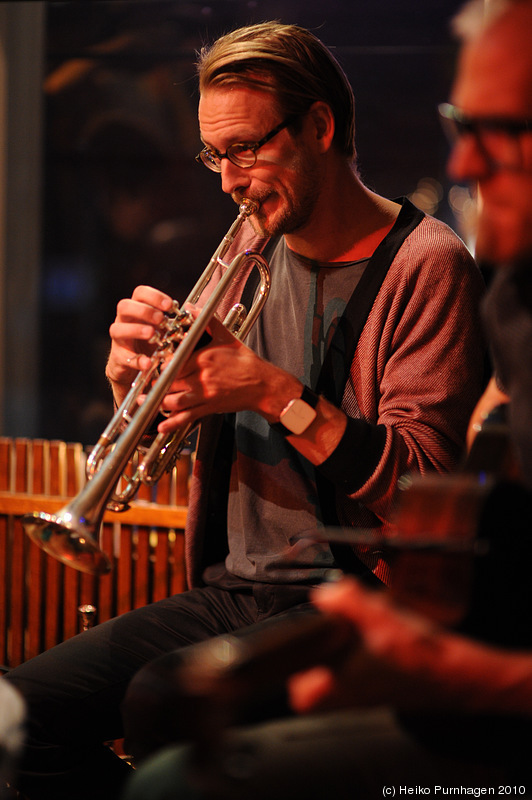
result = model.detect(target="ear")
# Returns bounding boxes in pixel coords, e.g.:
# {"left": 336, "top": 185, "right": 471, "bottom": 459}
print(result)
{"left": 307, "top": 101, "right": 335, "bottom": 153}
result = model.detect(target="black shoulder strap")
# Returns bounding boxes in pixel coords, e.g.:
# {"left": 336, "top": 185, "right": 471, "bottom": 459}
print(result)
{"left": 241, "top": 200, "right": 424, "bottom": 391}
{"left": 239, "top": 209, "right": 426, "bottom": 580}
{"left": 314, "top": 198, "right": 425, "bottom": 581}
{"left": 316, "top": 198, "right": 425, "bottom": 403}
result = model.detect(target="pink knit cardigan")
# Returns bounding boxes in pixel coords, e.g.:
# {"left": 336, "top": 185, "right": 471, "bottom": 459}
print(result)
{"left": 184, "top": 207, "right": 486, "bottom": 587}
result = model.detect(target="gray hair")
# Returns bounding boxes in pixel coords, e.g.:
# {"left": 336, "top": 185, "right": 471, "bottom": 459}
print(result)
{"left": 452, "top": 0, "right": 519, "bottom": 41}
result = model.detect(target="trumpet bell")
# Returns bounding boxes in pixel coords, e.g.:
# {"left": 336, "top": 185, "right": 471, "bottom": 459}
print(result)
{"left": 22, "top": 511, "right": 112, "bottom": 575}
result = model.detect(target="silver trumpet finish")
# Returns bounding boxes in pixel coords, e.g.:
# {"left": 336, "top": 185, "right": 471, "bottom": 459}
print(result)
{"left": 23, "top": 199, "right": 271, "bottom": 575}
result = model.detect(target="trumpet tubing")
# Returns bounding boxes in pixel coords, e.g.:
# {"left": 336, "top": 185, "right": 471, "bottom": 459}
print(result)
{"left": 23, "top": 199, "right": 271, "bottom": 575}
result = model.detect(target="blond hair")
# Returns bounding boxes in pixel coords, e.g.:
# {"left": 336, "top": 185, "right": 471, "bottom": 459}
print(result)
{"left": 196, "top": 22, "right": 356, "bottom": 162}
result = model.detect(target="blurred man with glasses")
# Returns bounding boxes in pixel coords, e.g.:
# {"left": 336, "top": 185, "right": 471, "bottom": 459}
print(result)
{"left": 441, "top": 1, "right": 532, "bottom": 484}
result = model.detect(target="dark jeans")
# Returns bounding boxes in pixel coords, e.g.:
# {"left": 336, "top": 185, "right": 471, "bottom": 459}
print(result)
{"left": 4, "top": 579, "right": 311, "bottom": 800}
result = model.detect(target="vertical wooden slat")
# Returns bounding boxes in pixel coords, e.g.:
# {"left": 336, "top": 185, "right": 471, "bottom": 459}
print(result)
{"left": 26, "top": 440, "right": 47, "bottom": 660}
{"left": 0, "top": 517, "right": 9, "bottom": 668}
{"left": 30, "top": 440, "right": 46, "bottom": 495}
{"left": 0, "top": 524, "right": 8, "bottom": 667}
{"left": 0, "top": 437, "right": 11, "bottom": 491}
{"left": 9, "top": 518, "right": 26, "bottom": 666}
{"left": 62, "top": 443, "right": 84, "bottom": 640}
{"left": 27, "top": 440, "right": 52, "bottom": 658}
{"left": 43, "top": 441, "right": 64, "bottom": 651}
{"left": 172, "top": 456, "right": 188, "bottom": 596}
{"left": 174, "top": 453, "right": 191, "bottom": 507}
{"left": 97, "top": 523, "right": 115, "bottom": 624}
{"left": 169, "top": 531, "right": 185, "bottom": 596}
{"left": 14, "top": 439, "right": 30, "bottom": 493}
{"left": 63, "top": 574, "right": 80, "bottom": 639}
{"left": 152, "top": 533, "right": 170, "bottom": 603}
{"left": 40, "top": 439, "right": 51, "bottom": 497}
{"left": 133, "top": 528, "right": 150, "bottom": 609}
{"left": 116, "top": 525, "right": 133, "bottom": 616}
{"left": 26, "top": 546, "right": 46, "bottom": 660}
{"left": 0, "top": 438, "right": 13, "bottom": 667}
{"left": 43, "top": 569, "right": 62, "bottom": 653}
{"left": 156, "top": 469, "right": 174, "bottom": 602}
{"left": 157, "top": 465, "right": 186, "bottom": 597}
{"left": 9, "top": 441, "right": 30, "bottom": 666}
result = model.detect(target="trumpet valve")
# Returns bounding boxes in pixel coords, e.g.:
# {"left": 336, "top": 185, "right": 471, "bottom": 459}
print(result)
{"left": 150, "top": 307, "right": 194, "bottom": 348}
{"left": 223, "top": 303, "right": 247, "bottom": 334}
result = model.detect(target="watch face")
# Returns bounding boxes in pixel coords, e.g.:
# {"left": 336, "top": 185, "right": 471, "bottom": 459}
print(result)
{"left": 280, "top": 398, "right": 317, "bottom": 435}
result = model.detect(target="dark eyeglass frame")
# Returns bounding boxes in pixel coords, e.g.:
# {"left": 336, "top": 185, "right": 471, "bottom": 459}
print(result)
{"left": 438, "top": 102, "right": 532, "bottom": 171}
{"left": 195, "top": 114, "right": 299, "bottom": 173}
{"left": 438, "top": 102, "right": 532, "bottom": 138}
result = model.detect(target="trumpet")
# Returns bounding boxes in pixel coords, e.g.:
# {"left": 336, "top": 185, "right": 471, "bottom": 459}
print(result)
{"left": 23, "top": 199, "right": 271, "bottom": 575}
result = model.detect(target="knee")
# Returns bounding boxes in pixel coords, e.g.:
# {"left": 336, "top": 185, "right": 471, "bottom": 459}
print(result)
{"left": 122, "top": 650, "right": 190, "bottom": 764}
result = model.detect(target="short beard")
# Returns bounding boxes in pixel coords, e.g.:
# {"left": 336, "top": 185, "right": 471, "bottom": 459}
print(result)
{"left": 236, "top": 153, "right": 322, "bottom": 238}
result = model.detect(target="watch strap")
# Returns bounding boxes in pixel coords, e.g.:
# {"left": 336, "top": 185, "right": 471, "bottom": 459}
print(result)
{"left": 271, "top": 386, "right": 319, "bottom": 435}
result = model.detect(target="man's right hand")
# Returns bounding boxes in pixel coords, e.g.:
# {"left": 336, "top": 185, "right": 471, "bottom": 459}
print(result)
{"left": 106, "top": 285, "right": 175, "bottom": 406}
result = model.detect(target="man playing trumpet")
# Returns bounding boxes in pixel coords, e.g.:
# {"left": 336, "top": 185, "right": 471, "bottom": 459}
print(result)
{"left": 5, "top": 21, "right": 485, "bottom": 800}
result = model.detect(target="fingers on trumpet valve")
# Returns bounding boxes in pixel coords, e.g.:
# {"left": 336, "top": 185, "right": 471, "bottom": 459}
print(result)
{"left": 148, "top": 306, "right": 194, "bottom": 349}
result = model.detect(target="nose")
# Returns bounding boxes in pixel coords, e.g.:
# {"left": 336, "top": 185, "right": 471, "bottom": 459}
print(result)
{"left": 220, "top": 159, "right": 252, "bottom": 196}
{"left": 447, "top": 134, "right": 493, "bottom": 184}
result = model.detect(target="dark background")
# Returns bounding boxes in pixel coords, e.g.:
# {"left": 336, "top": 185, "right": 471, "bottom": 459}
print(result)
{"left": 40, "top": 0, "right": 468, "bottom": 445}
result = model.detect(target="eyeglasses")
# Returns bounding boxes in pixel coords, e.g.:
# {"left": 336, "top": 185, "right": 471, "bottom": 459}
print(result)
{"left": 438, "top": 102, "right": 532, "bottom": 171}
{"left": 195, "top": 115, "right": 298, "bottom": 173}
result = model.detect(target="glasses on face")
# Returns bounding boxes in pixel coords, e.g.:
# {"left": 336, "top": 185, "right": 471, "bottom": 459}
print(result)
{"left": 438, "top": 102, "right": 532, "bottom": 171}
{"left": 195, "top": 114, "right": 298, "bottom": 173}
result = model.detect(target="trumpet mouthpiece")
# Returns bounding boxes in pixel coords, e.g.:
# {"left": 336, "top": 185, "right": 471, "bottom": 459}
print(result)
{"left": 240, "top": 198, "right": 259, "bottom": 216}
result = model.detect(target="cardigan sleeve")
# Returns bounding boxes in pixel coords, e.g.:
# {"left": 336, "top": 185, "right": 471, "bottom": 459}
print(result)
{"left": 317, "top": 216, "right": 487, "bottom": 525}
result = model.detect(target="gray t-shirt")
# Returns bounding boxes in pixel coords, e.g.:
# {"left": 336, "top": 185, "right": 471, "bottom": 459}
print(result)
{"left": 225, "top": 239, "right": 368, "bottom": 583}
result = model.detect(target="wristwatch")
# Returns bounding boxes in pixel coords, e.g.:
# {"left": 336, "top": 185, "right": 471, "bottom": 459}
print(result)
{"left": 271, "top": 386, "right": 319, "bottom": 436}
